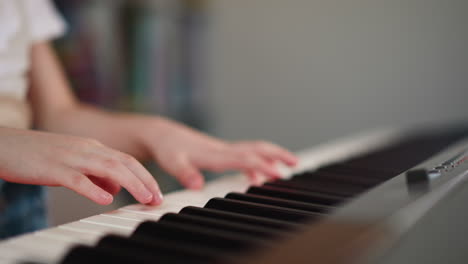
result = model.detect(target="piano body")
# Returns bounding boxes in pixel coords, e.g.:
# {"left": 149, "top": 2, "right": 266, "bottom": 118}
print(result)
{"left": 1, "top": 125, "right": 468, "bottom": 264}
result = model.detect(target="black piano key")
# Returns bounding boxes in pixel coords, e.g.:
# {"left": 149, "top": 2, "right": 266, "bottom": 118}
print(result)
{"left": 132, "top": 220, "right": 270, "bottom": 252}
{"left": 342, "top": 139, "right": 439, "bottom": 172}
{"left": 224, "top": 192, "right": 332, "bottom": 213}
{"left": 61, "top": 245, "right": 185, "bottom": 264}
{"left": 247, "top": 186, "right": 345, "bottom": 205}
{"left": 96, "top": 234, "right": 228, "bottom": 263}
{"left": 346, "top": 153, "right": 424, "bottom": 174}
{"left": 291, "top": 171, "right": 383, "bottom": 187}
{"left": 179, "top": 206, "right": 303, "bottom": 230}
{"left": 275, "top": 173, "right": 377, "bottom": 188}
{"left": 159, "top": 213, "right": 283, "bottom": 239}
{"left": 345, "top": 159, "right": 410, "bottom": 174}
{"left": 263, "top": 180, "right": 366, "bottom": 197}
{"left": 316, "top": 163, "right": 396, "bottom": 179}
{"left": 262, "top": 180, "right": 344, "bottom": 196}
{"left": 204, "top": 198, "right": 320, "bottom": 222}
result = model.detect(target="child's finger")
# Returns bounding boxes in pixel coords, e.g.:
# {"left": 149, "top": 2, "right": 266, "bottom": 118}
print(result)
{"left": 116, "top": 152, "right": 163, "bottom": 205}
{"left": 245, "top": 170, "right": 266, "bottom": 186}
{"left": 162, "top": 156, "right": 204, "bottom": 190}
{"left": 74, "top": 153, "right": 154, "bottom": 204}
{"left": 251, "top": 141, "right": 298, "bottom": 166}
{"left": 223, "top": 152, "right": 282, "bottom": 179}
{"left": 89, "top": 176, "right": 121, "bottom": 195}
{"left": 62, "top": 172, "right": 113, "bottom": 205}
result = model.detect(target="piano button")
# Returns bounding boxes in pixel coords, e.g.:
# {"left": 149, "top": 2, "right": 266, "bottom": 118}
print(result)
{"left": 179, "top": 206, "right": 303, "bottom": 230}
{"left": 224, "top": 192, "right": 332, "bottom": 213}
{"left": 263, "top": 180, "right": 365, "bottom": 197}
{"left": 427, "top": 169, "right": 442, "bottom": 178}
{"left": 204, "top": 198, "right": 319, "bottom": 222}
{"left": 247, "top": 186, "right": 345, "bottom": 206}
{"left": 159, "top": 213, "right": 283, "bottom": 239}
{"left": 132, "top": 220, "right": 270, "bottom": 251}
{"left": 96, "top": 234, "right": 226, "bottom": 263}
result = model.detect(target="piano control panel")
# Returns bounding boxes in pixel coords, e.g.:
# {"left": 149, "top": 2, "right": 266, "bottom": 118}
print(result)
{"left": 429, "top": 149, "right": 468, "bottom": 176}
{"left": 405, "top": 148, "right": 468, "bottom": 190}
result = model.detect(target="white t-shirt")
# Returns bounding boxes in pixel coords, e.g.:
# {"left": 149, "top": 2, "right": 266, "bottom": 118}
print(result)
{"left": 0, "top": 0, "right": 65, "bottom": 128}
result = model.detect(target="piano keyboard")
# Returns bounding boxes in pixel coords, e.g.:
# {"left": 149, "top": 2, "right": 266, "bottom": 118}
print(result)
{"left": 2, "top": 127, "right": 468, "bottom": 264}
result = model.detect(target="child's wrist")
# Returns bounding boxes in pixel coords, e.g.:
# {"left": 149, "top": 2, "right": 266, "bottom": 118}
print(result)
{"left": 132, "top": 116, "right": 174, "bottom": 158}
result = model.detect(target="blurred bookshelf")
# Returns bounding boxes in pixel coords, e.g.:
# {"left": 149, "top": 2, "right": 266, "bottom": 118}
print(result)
{"left": 52, "top": 0, "right": 212, "bottom": 197}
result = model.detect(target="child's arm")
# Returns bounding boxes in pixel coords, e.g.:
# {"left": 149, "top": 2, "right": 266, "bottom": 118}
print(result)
{"left": 28, "top": 42, "right": 298, "bottom": 191}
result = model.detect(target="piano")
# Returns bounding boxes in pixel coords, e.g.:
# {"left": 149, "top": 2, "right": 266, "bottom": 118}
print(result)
{"left": 1, "top": 125, "right": 468, "bottom": 264}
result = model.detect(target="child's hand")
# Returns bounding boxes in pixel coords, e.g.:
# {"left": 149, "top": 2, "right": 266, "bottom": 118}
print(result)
{"left": 0, "top": 128, "right": 162, "bottom": 205}
{"left": 142, "top": 118, "right": 298, "bottom": 189}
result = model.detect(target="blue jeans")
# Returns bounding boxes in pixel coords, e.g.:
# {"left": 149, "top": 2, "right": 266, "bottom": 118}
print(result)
{"left": 0, "top": 180, "right": 48, "bottom": 239}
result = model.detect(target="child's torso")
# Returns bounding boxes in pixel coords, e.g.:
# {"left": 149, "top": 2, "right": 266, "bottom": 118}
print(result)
{"left": 0, "top": 0, "right": 34, "bottom": 128}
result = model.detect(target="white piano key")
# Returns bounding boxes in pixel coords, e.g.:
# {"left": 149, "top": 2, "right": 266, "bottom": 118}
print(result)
{"left": 3, "top": 234, "right": 77, "bottom": 263}
{"left": 103, "top": 210, "right": 163, "bottom": 222}
{"left": 0, "top": 244, "right": 40, "bottom": 264}
{"left": 35, "top": 227, "right": 101, "bottom": 244}
{"left": 160, "top": 174, "right": 249, "bottom": 207}
{"left": 162, "top": 191, "right": 213, "bottom": 206}
{"left": 80, "top": 214, "right": 140, "bottom": 229}
{"left": 203, "top": 174, "right": 250, "bottom": 195}
{"left": 120, "top": 201, "right": 186, "bottom": 216}
{"left": 60, "top": 220, "right": 132, "bottom": 236}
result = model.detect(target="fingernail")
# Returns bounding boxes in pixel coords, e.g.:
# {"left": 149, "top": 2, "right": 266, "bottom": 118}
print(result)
{"left": 274, "top": 170, "right": 283, "bottom": 178}
{"left": 272, "top": 173, "right": 282, "bottom": 180}
{"left": 252, "top": 176, "right": 263, "bottom": 186}
{"left": 269, "top": 169, "right": 282, "bottom": 179}
{"left": 142, "top": 190, "right": 153, "bottom": 203}
{"left": 153, "top": 192, "right": 164, "bottom": 204}
{"left": 290, "top": 156, "right": 299, "bottom": 165}
{"left": 100, "top": 193, "right": 113, "bottom": 203}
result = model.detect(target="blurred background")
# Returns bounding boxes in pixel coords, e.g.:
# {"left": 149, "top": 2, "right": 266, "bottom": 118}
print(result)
{"left": 47, "top": 0, "right": 468, "bottom": 225}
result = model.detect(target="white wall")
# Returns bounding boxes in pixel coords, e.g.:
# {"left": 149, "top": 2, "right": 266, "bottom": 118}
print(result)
{"left": 206, "top": 0, "right": 468, "bottom": 150}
